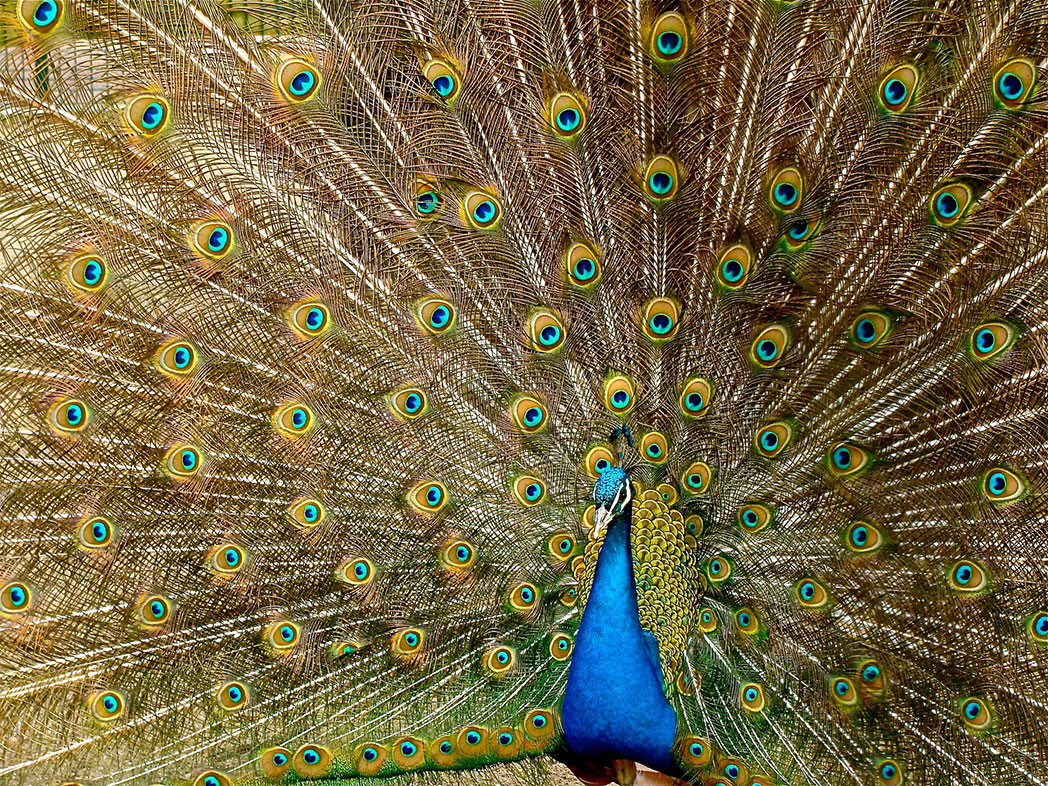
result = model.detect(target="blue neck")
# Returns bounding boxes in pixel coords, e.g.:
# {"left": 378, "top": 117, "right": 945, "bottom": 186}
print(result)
{"left": 561, "top": 507, "right": 678, "bottom": 774}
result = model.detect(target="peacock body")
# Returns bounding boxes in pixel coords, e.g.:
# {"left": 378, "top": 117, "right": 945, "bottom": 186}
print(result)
{"left": 1, "top": 0, "right": 1048, "bottom": 785}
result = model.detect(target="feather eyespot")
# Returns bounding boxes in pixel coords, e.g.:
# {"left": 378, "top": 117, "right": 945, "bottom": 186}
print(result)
{"left": 795, "top": 578, "right": 829, "bottom": 608}
{"left": 735, "top": 607, "right": 759, "bottom": 635}
{"left": 541, "top": 533, "right": 573, "bottom": 564}
{"left": 679, "top": 376, "right": 711, "bottom": 418}
{"left": 329, "top": 640, "right": 362, "bottom": 660}
{"left": 550, "top": 92, "right": 586, "bottom": 137}
{"left": 785, "top": 217, "right": 819, "bottom": 249}
{"left": 49, "top": 398, "right": 90, "bottom": 434}
{"left": 738, "top": 503, "right": 771, "bottom": 535}
{"left": 274, "top": 402, "right": 315, "bottom": 437}
{"left": 698, "top": 607, "right": 718, "bottom": 632}
{"left": 642, "top": 297, "right": 681, "bottom": 340}
{"left": 706, "top": 556, "right": 731, "bottom": 583}
{"left": 138, "top": 594, "right": 171, "bottom": 626}
{"left": 639, "top": 431, "right": 669, "bottom": 464}
{"left": 191, "top": 220, "right": 234, "bottom": 261}
{"left": 643, "top": 155, "right": 680, "bottom": 199}
{"left": 337, "top": 557, "right": 375, "bottom": 587}
{"left": 879, "top": 64, "right": 918, "bottom": 112}
{"left": 680, "top": 736, "right": 712, "bottom": 767}
{"left": 165, "top": 444, "right": 202, "bottom": 478}
{"left": 960, "top": 697, "right": 992, "bottom": 731}
{"left": 392, "top": 737, "right": 426, "bottom": 770}
{"left": 682, "top": 461, "right": 711, "bottom": 494}
{"left": 464, "top": 191, "right": 502, "bottom": 229}
{"left": 391, "top": 628, "right": 425, "bottom": 661}
{"left": 949, "top": 559, "right": 988, "bottom": 593}
{"left": 429, "top": 736, "right": 457, "bottom": 766}
{"left": 583, "top": 444, "right": 615, "bottom": 477}
{"left": 209, "top": 543, "right": 246, "bottom": 576}
{"left": 550, "top": 632, "right": 573, "bottom": 660}
{"left": 261, "top": 748, "right": 293, "bottom": 779}
{"left": 294, "top": 745, "right": 332, "bottom": 777}
{"left": 1, "top": 582, "right": 31, "bottom": 614}
{"left": 441, "top": 540, "right": 476, "bottom": 572}
{"left": 751, "top": 325, "right": 789, "bottom": 368}
{"left": 1028, "top": 611, "right": 1048, "bottom": 644}
{"left": 827, "top": 442, "right": 871, "bottom": 477}
{"left": 491, "top": 727, "right": 522, "bottom": 758}
{"left": 288, "top": 498, "right": 324, "bottom": 529}
{"left": 388, "top": 387, "right": 428, "bottom": 420}
{"left": 528, "top": 310, "right": 566, "bottom": 352}
{"left": 193, "top": 773, "right": 231, "bottom": 786}
{"left": 216, "top": 681, "right": 249, "bottom": 711}
{"left": 423, "top": 58, "right": 460, "bottom": 100}
{"left": 524, "top": 709, "right": 557, "bottom": 750}
{"left": 658, "top": 483, "right": 679, "bottom": 505}
{"left": 740, "top": 683, "right": 766, "bottom": 712}
{"left": 831, "top": 676, "right": 859, "bottom": 708}
{"left": 858, "top": 659, "right": 885, "bottom": 695}
{"left": 851, "top": 310, "right": 892, "bottom": 348}
{"left": 355, "top": 743, "right": 388, "bottom": 775}
{"left": 721, "top": 760, "right": 748, "bottom": 783}
{"left": 603, "top": 373, "right": 637, "bottom": 414}
{"left": 769, "top": 167, "right": 804, "bottom": 212}
{"left": 457, "top": 726, "right": 488, "bottom": 758}
{"left": 18, "top": 1, "right": 64, "bottom": 33}
{"left": 566, "top": 241, "right": 602, "bottom": 288}
{"left": 265, "top": 621, "right": 301, "bottom": 651}
{"left": 511, "top": 475, "right": 546, "bottom": 507}
{"left": 408, "top": 480, "right": 448, "bottom": 514}
{"left": 126, "top": 95, "right": 170, "bottom": 136}
{"left": 415, "top": 185, "right": 441, "bottom": 217}
{"left": 931, "top": 183, "right": 972, "bottom": 225}
{"left": 289, "top": 300, "right": 331, "bottom": 337}
{"left": 483, "top": 645, "right": 517, "bottom": 677}
{"left": 844, "top": 521, "right": 884, "bottom": 553}
{"left": 651, "top": 12, "right": 688, "bottom": 62}
{"left": 77, "top": 516, "right": 114, "bottom": 550}
{"left": 157, "top": 339, "right": 199, "bottom": 376}
{"left": 994, "top": 59, "right": 1036, "bottom": 108}
{"left": 66, "top": 254, "right": 108, "bottom": 293}
{"left": 970, "top": 321, "right": 1015, "bottom": 360}
{"left": 510, "top": 394, "right": 548, "bottom": 434}
{"left": 716, "top": 243, "right": 752, "bottom": 288}
{"left": 684, "top": 515, "right": 703, "bottom": 541}
{"left": 508, "top": 582, "right": 540, "bottom": 616}
{"left": 416, "top": 296, "right": 457, "bottom": 335}
{"left": 755, "top": 421, "right": 792, "bottom": 458}
{"left": 89, "top": 690, "right": 125, "bottom": 722}
{"left": 877, "top": 760, "right": 903, "bottom": 785}
{"left": 277, "top": 59, "right": 321, "bottom": 102}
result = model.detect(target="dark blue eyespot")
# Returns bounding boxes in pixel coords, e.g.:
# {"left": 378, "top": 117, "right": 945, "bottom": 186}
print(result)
{"left": 999, "top": 72, "right": 1024, "bottom": 101}
{"left": 400, "top": 742, "right": 416, "bottom": 757}
{"left": 440, "top": 741, "right": 453, "bottom": 753}
{"left": 954, "top": 564, "right": 973, "bottom": 584}
{"left": 150, "top": 600, "right": 165, "bottom": 618}
{"left": 884, "top": 78, "right": 907, "bottom": 105}
{"left": 141, "top": 101, "right": 165, "bottom": 130}
{"left": 498, "top": 733, "right": 512, "bottom": 745}
{"left": 92, "top": 522, "right": 108, "bottom": 541}
{"left": 738, "top": 612, "right": 750, "bottom": 627}
{"left": 534, "top": 714, "right": 547, "bottom": 727}
{"left": 936, "top": 191, "right": 959, "bottom": 218}
{"left": 595, "top": 458, "right": 610, "bottom": 473}
{"left": 9, "top": 586, "right": 26, "bottom": 606}
{"left": 273, "top": 753, "right": 288, "bottom": 766}
{"left": 557, "top": 638, "right": 569, "bottom": 650}
{"left": 224, "top": 548, "right": 239, "bottom": 566}
{"left": 701, "top": 611, "right": 712, "bottom": 622}
{"left": 403, "top": 393, "right": 422, "bottom": 414}
{"left": 466, "top": 731, "right": 481, "bottom": 745}
{"left": 611, "top": 390, "right": 630, "bottom": 409}
{"left": 964, "top": 700, "right": 981, "bottom": 719}
{"left": 455, "top": 545, "right": 470, "bottom": 562}
{"left": 363, "top": 747, "right": 378, "bottom": 761}
{"left": 416, "top": 191, "right": 439, "bottom": 214}
{"left": 472, "top": 199, "right": 496, "bottom": 224}
{"left": 496, "top": 650, "right": 509, "bottom": 664}
{"left": 432, "top": 74, "right": 455, "bottom": 97}
{"left": 986, "top": 471, "right": 1007, "bottom": 496}
{"left": 208, "top": 228, "right": 228, "bottom": 253}
{"left": 834, "top": 447, "right": 852, "bottom": 469}
{"left": 291, "top": 408, "right": 308, "bottom": 429}
{"left": 353, "top": 561, "right": 369, "bottom": 579}
{"left": 306, "top": 307, "right": 325, "bottom": 330}
{"left": 303, "top": 504, "right": 319, "bottom": 522}
{"left": 405, "top": 632, "right": 419, "bottom": 646}
{"left": 725, "top": 764, "right": 741, "bottom": 778}
{"left": 426, "top": 485, "right": 443, "bottom": 506}
{"left": 524, "top": 407, "right": 543, "bottom": 427}
{"left": 34, "top": 1, "right": 58, "bottom": 25}
{"left": 1036, "top": 614, "right": 1048, "bottom": 636}
{"left": 649, "top": 171, "right": 673, "bottom": 195}
{"left": 647, "top": 443, "right": 662, "bottom": 459}
{"left": 290, "top": 69, "right": 316, "bottom": 96}
{"left": 103, "top": 695, "right": 118, "bottom": 712}
{"left": 649, "top": 313, "right": 673, "bottom": 334}
{"left": 682, "top": 392, "right": 704, "bottom": 413}
{"left": 788, "top": 220, "right": 809, "bottom": 240}
{"left": 800, "top": 582, "right": 816, "bottom": 600}
{"left": 835, "top": 680, "right": 849, "bottom": 696}
{"left": 539, "top": 325, "right": 561, "bottom": 346}
{"left": 756, "top": 339, "right": 778, "bottom": 361}
{"left": 774, "top": 182, "right": 798, "bottom": 207}
{"left": 557, "top": 108, "right": 580, "bottom": 132}
{"left": 525, "top": 483, "right": 542, "bottom": 501}
{"left": 761, "top": 430, "right": 779, "bottom": 451}
{"left": 279, "top": 624, "right": 294, "bottom": 642}
{"left": 172, "top": 346, "right": 191, "bottom": 368}
{"left": 83, "top": 259, "right": 103, "bottom": 285}
{"left": 881, "top": 764, "right": 896, "bottom": 779}
{"left": 742, "top": 509, "right": 758, "bottom": 527}
{"left": 520, "top": 587, "right": 534, "bottom": 603}
{"left": 851, "top": 526, "right": 869, "bottom": 546}
{"left": 862, "top": 664, "right": 880, "bottom": 682}
{"left": 181, "top": 450, "right": 196, "bottom": 470}
{"left": 204, "top": 777, "right": 219, "bottom": 786}
{"left": 689, "top": 742, "right": 703, "bottom": 757}
{"left": 721, "top": 258, "right": 744, "bottom": 282}
{"left": 687, "top": 473, "right": 703, "bottom": 488}
{"left": 657, "top": 31, "right": 681, "bottom": 56}
{"left": 573, "top": 257, "right": 595, "bottom": 281}
{"left": 855, "top": 318, "right": 876, "bottom": 343}
{"left": 975, "top": 328, "right": 996, "bottom": 353}
{"left": 65, "top": 403, "right": 83, "bottom": 426}
{"left": 227, "top": 685, "right": 242, "bottom": 702}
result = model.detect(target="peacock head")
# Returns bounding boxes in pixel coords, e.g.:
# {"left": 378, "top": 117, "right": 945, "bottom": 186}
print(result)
{"left": 592, "top": 467, "right": 632, "bottom": 538}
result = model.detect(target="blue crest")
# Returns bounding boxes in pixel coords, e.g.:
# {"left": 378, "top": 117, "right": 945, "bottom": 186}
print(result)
{"left": 593, "top": 467, "right": 627, "bottom": 506}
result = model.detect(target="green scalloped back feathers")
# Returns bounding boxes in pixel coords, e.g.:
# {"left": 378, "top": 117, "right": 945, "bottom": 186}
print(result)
{"left": 0, "top": 0, "right": 1048, "bottom": 785}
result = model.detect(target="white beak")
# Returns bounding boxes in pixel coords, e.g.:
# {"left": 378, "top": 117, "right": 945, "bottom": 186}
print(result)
{"left": 593, "top": 505, "right": 613, "bottom": 539}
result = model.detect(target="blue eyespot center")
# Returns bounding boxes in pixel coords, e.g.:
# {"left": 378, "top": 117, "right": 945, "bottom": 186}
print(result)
{"left": 884, "top": 78, "right": 907, "bottom": 105}
{"left": 208, "top": 228, "right": 228, "bottom": 252}
{"left": 738, "top": 613, "right": 750, "bottom": 626}
{"left": 987, "top": 471, "right": 1007, "bottom": 495}
{"left": 499, "top": 733, "right": 512, "bottom": 745}
{"left": 416, "top": 191, "right": 439, "bottom": 213}
{"left": 834, "top": 447, "right": 852, "bottom": 469}
{"left": 456, "top": 545, "right": 470, "bottom": 561}
{"left": 273, "top": 753, "right": 288, "bottom": 765}
{"left": 9, "top": 586, "right": 26, "bottom": 606}
{"left": 742, "top": 510, "right": 758, "bottom": 526}
{"left": 279, "top": 625, "right": 294, "bottom": 641}
{"left": 304, "top": 504, "right": 318, "bottom": 521}
{"left": 726, "top": 764, "right": 741, "bottom": 777}
{"left": 83, "top": 260, "right": 103, "bottom": 285}
{"left": 65, "top": 404, "right": 82, "bottom": 425}
{"left": 141, "top": 101, "right": 164, "bottom": 130}
{"left": 689, "top": 742, "right": 703, "bottom": 757}
{"left": 520, "top": 587, "right": 534, "bottom": 603}
{"left": 757, "top": 339, "right": 778, "bottom": 360}
{"left": 540, "top": 325, "right": 561, "bottom": 345}
{"left": 964, "top": 700, "right": 981, "bottom": 719}
{"left": 354, "top": 561, "right": 368, "bottom": 578}
{"left": 612, "top": 390, "right": 630, "bottom": 408}
{"left": 92, "top": 522, "right": 107, "bottom": 540}
{"left": 466, "top": 731, "right": 481, "bottom": 744}
{"left": 524, "top": 407, "right": 543, "bottom": 426}
{"left": 722, "top": 258, "right": 744, "bottom": 282}
{"left": 432, "top": 74, "right": 454, "bottom": 97}
{"left": 687, "top": 473, "right": 702, "bottom": 488}
{"left": 290, "top": 69, "right": 316, "bottom": 96}
{"left": 429, "top": 306, "right": 449, "bottom": 328}
{"left": 150, "top": 600, "right": 165, "bottom": 617}
{"left": 800, "top": 582, "right": 815, "bottom": 599}
{"left": 761, "top": 431, "right": 779, "bottom": 451}
{"left": 936, "top": 191, "right": 959, "bottom": 218}
{"left": 774, "top": 182, "right": 798, "bottom": 206}
{"left": 657, "top": 31, "right": 682, "bottom": 56}
{"left": 647, "top": 444, "right": 662, "bottom": 458}
{"left": 496, "top": 650, "right": 509, "bottom": 663}
{"left": 649, "top": 171, "right": 673, "bottom": 195}
{"left": 534, "top": 714, "right": 547, "bottom": 727}
{"left": 404, "top": 393, "right": 422, "bottom": 413}
{"left": 955, "top": 564, "right": 973, "bottom": 584}
{"left": 426, "top": 485, "right": 443, "bottom": 505}
{"left": 573, "top": 257, "right": 596, "bottom": 281}
{"left": 224, "top": 548, "right": 239, "bottom": 566}
{"left": 852, "top": 526, "right": 869, "bottom": 545}
{"left": 405, "top": 632, "right": 419, "bottom": 646}
{"left": 788, "top": 220, "right": 809, "bottom": 240}
{"left": 999, "top": 72, "right": 1024, "bottom": 100}
{"left": 181, "top": 450, "right": 196, "bottom": 470}
{"left": 856, "top": 318, "right": 876, "bottom": 342}
{"left": 103, "top": 695, "right": 117, "bottom": 711}
{"left": 173, "top": 347, "right": 191, "bottom": 367}
{"left": 228, "top": 685, "right": 242, "bottom": 702}
{"left": 306, "top": 307, "right": 325, "bottom": 330}
{"left": 976, "top": 328, "right": 996, "bottom": 352}
{"left": 440, "top": 741, "right": 453, "bottom": 753}
{"left": 685, "top": 392, "right": 703, "bottom": 411}
{"left": 650, "top": 313, "right": 673, "bottom": 334}
{"left": 291, "top": 408, "right": 308, "bottom": 429}
{"left": 400, "top": 742, "right": 416, "bottom": 756}
{"left": 595, "top": 459, "right": 610, "bottom": 473}
{"left": 473, "top": 199, "right": 496, "bottom": 223}
{"left": 363, "top": 747, "right": 378, "bottom": 761}
{"left": 835, "top": 680, "right": 849, "bottom": 695}
{"left": 863, "top": 665, "right": 880, "bottom": 681}
{"left": 34, "top": 1, "right": 58, "bottom": 25}
{"left": 526, "top": 483, "right": 541, "bottom": 501}
{"left": 557, "top": 108, "right": 580, "bottom": 131}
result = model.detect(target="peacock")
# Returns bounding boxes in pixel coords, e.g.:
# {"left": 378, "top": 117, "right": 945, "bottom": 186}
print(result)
{"left": 2, "top": 0, "right": 1048, "bottom": 784}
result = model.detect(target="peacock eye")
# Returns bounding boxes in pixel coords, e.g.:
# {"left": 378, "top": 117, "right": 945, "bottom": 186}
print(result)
{"left": 682, "top": 461, "right": 712, "bottom": 494}
{"left": 717, "top": 243, "right": 752, "bottom": 288}
{"left": 851, "top": 310, "right": 892, "bottom": 348}
{"left": 1028, "top": 611, "right": 1048, "bottom": 643}
{"left": 261, "top": 747, "right": 293, "bottom": 778}
{"left": 191, "top": 220, "right": 234, "bottom": 261}
{"left": 511, "top": 394, "right": 548, "bottom": 434}
{"left": 969, "top": 321, "right": 1015, "bottom": 360}
{"left": 949, "top": 559, "right": 988, "bottom": 592}
{"left": 678, "top": 376, "right": 712, "bottom": 418}
{"left": 89, "top": 690, "right": 125, "bottom": 721}
{"left": 751, "top": 325, "right": 790, "bottom": 368}
{"left": 706, "top": 556, "right": 731, "bottom": 583}
{"left": 740, "top": 684, "right": 765, "bottom": 712}
{"left": 209, "top": 543, "right": 245, "bottom": 575}
{"left": 528, "top": 310, "right": 566, "bottom": 352}
{"left": 157, "top": 339, "right": 199, "bottom": 376}
{"left": 294, "top": 744, "right": 332, "bottom": 776}
{"left": 277, "top": 59, "right": 321, "bottom": 102}
{"left": 18, "top": 0, "right": 65, "bottom": 33}
{"left": 1, "top": 581, "right": 31, "bottom": 614}
{"left": 879, "top": 64, "right": 919, "bottom": 112}
{"left": 795, "top": 578, "right": 829, "bottom": 608}
{"left": 755, "top": 421, "right": 792, "bottom": 458}
{"left": 49, "top": 398, "right": 90, "bottom": 433}
{"left": 960, "top": 697, "right": 992, "bottom": 730}
{"left": 265, "top": 621, "right": 300, "bottom": 651}
{"left": 784, "top": 217, "right": 819, "bottom": 248}
{"left": 603, "top": 373, "right": 637, "bottom": 414}
{"left": 165, "top": 444, "right": 202, "bottom": 478}
{"left": 642, "top": 297, "right": 681, "bottom": 340}
{"left": 994, "top": 58, "right": 1036, "bottom": 108}
{"left": 483, "top": 645, "right": 517, "bottom": 676}
{"left": 549, "top": 632, "right": 574, "bottom": 660}
{"left": 930, "top": 183, "right": 972, "bottom": 225}
{"left": 66, "top": 254, "right": 108, "bottom": 293}
{"left": 644, "top": 155, "right": 679, "bottom": 199}
{"left": 288, "top": 497, "right": 325, "bottom": 528}
{"left": 737, "top": 503, "right": 771, "bottom": 534}
{"left": 77, "top": 516, "right": 114, "bottom": 549}
{"left": 831, "top": 677, "right": 858, "bottom": 707}
{"left": 217, "top": 680, "right": 249, "bottom": 711}
{"left": 288, "top": 300, "right": 331, "bottom": 337}
{"left": 827, "top": 442, "right": 871, "bottom": 477}
{"left": 415, "top": 187, "right": 441, "bottom": 216}
{"left": 651, "top": 12, "right": 688, "bottom": 61}
{"left": 423, "top": 58, "right": 460, "bottom": 100}
{"left": 769, "top": 166, "right": 804, "bottom": 211}
{"left": 441, "top": 540, "right": 476, "bottom": 572}
{"left": 550, "top": 92, "right": 586, "bottom": 136}
{"left": 138, "top": 594, "right": 171, "bottom": 626}
{"left": 735, "top": 607, "right": 759, "bottom": 634}
{"left": 464, "top": 191, "right": 502, "bottom": 229}
{"left": 845, "top": 520, "right": 884, "bottom": 553}
{"left": 509, "top": 582, "right": 539, "bottom": 615}
{"left": 565, "top": 241, "right": 602, "bottom": 288}
{"left": 878, "top": 761, "right": 903, "bottom": 786}
{"left": 639, "top": 431, "right": 669, "bottom": 464}
{"left": 273, "top": 402, "right": 315, "bottom": 437}
{"left": 416, "top": 297, "right": 457, "bottom": 335}
{"left": 126, "top": 95, "right": 170, "bottom": 136}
